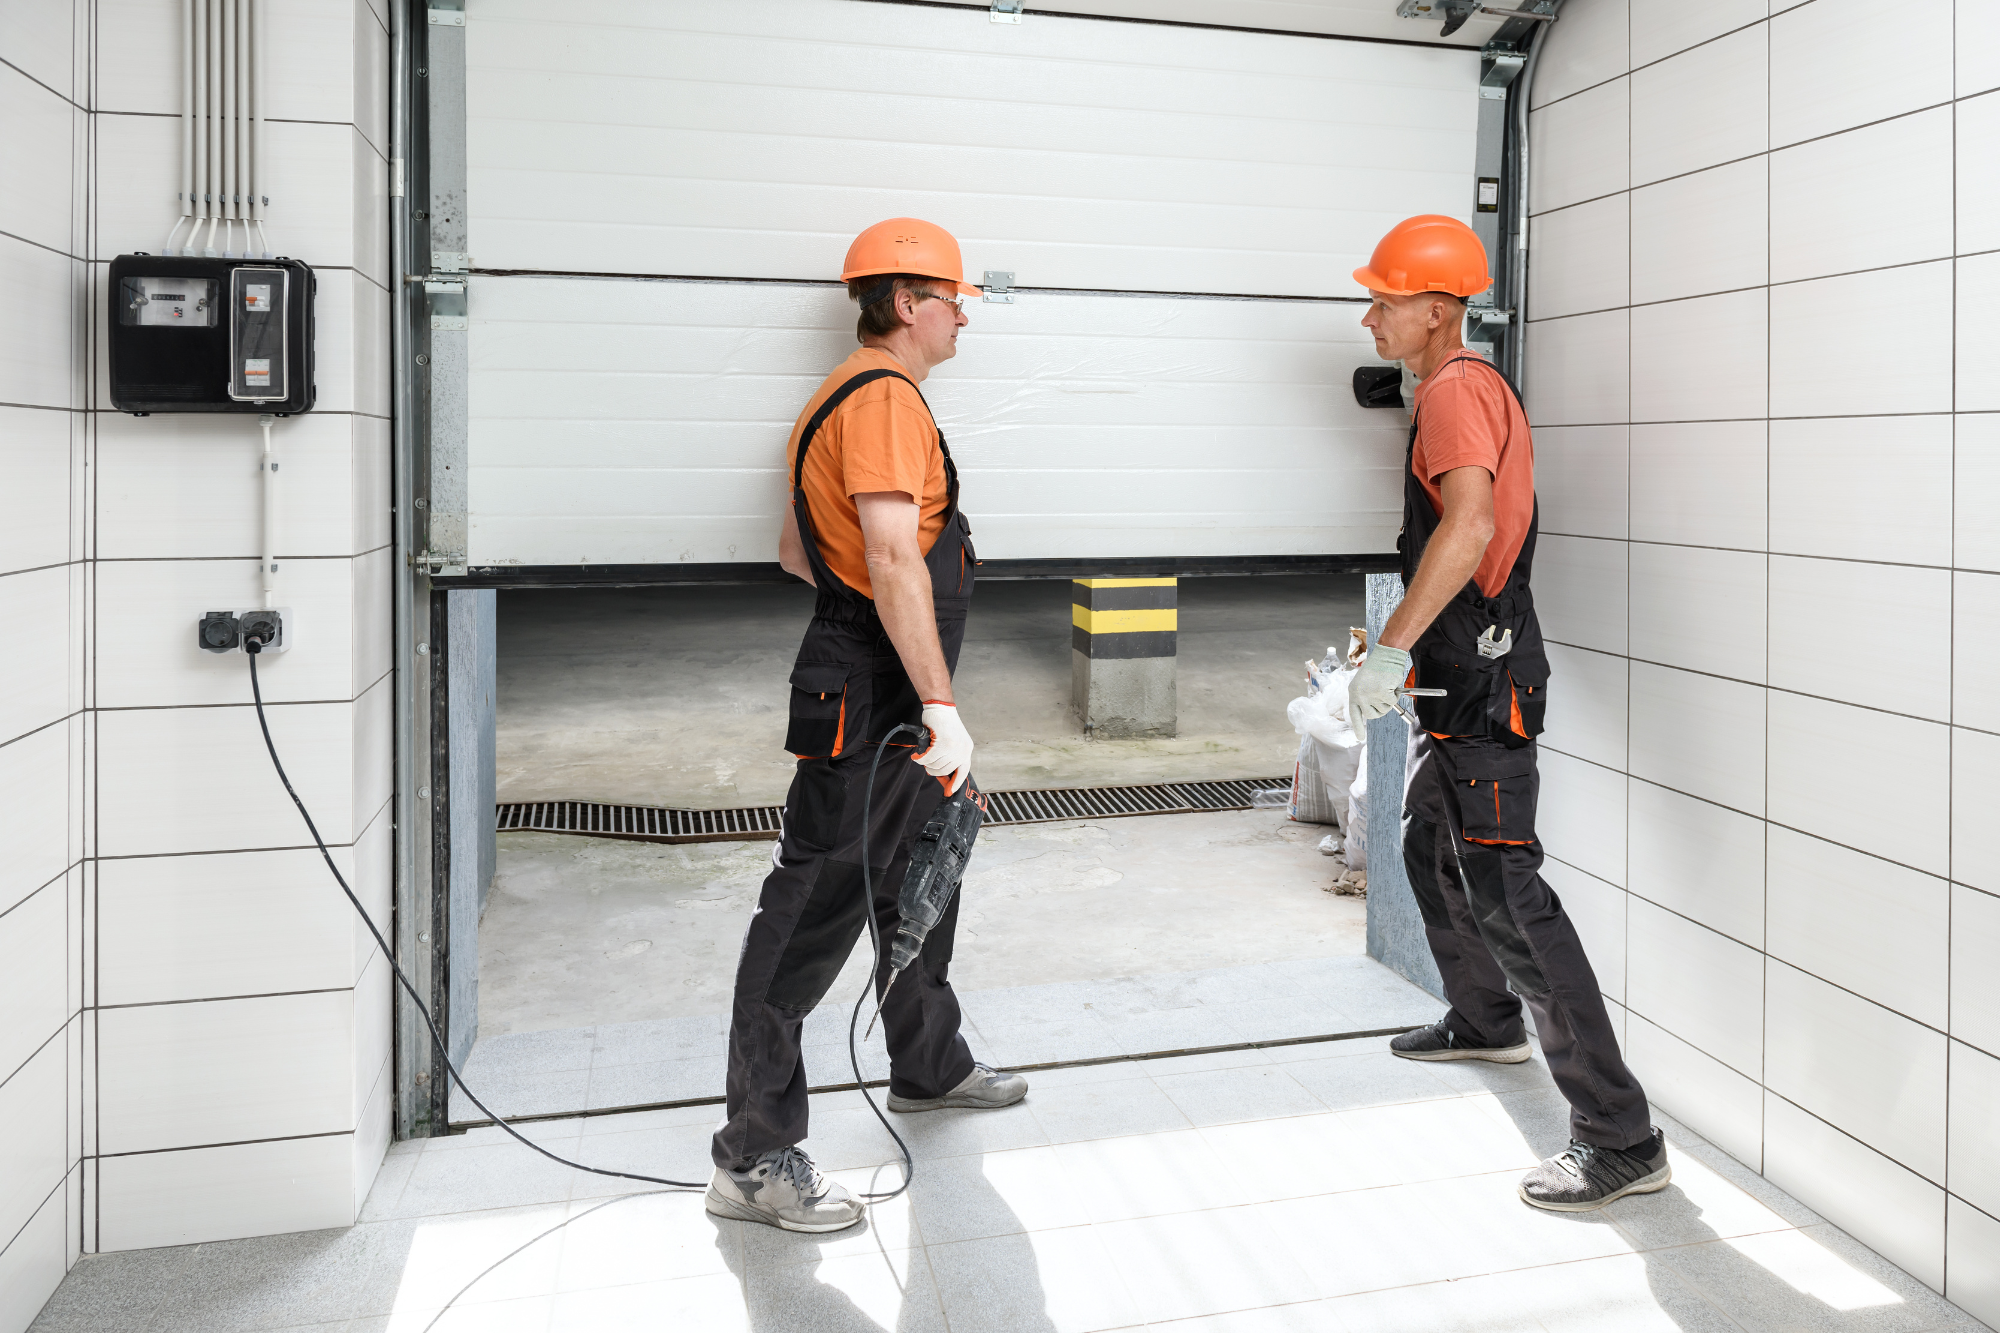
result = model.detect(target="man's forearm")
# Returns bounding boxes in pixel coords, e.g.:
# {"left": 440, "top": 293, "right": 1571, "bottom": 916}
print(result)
{"left": 870, "top": 555, "right": 954, "bottom": 702}
{"left": 1380, "top": 514, "right": 1489, "bottom": 651}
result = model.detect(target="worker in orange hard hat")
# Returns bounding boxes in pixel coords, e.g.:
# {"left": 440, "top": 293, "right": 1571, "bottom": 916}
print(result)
{"left": 1349, "top": 215, "right": 1668, "bottom": 1213}
{"left": 708, "top": 218, "right": 1023, "bottom": 1234}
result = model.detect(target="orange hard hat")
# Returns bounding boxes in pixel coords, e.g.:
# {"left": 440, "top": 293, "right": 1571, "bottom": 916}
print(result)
{"left": 1352, "top": 215, "right": 1492, "bottom": 298}
{"left": 841, "top": 218, "right": 982, "bottom": 299}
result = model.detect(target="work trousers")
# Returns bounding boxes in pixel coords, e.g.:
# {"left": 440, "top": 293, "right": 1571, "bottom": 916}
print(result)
{"left": 711, "top": 745, "right": 976, "bottom": 1170}
{"left": 1402, "top": 730, "right": 1651, "bottom": 1150}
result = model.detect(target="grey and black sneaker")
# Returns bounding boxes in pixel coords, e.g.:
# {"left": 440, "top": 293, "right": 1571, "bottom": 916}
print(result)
{"left": 1519, "top": 1128, "right": 1671, "bottom": 1212}
{"left": 887, "top": 1063, "right": 1028, "bottom": 1112}
{"left": 704, "top": 1145, "right": 864, "bottom": 1233}
{"left": 1389, "top": 1019, "right": 1532, "bottom": 1064}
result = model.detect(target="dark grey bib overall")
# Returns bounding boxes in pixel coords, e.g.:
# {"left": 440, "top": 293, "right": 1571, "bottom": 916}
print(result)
{"left": 712, "top": 366, "right": 980, "bottom": 1170}
{"left": 782, "top": 368, "right": 976, "bottom": 760}
{"left": 1397, "top": 351, "right": 1652, "bottom": 1151}
{"left": 1400, "top": 352, "right": 1548, "bottom": 746}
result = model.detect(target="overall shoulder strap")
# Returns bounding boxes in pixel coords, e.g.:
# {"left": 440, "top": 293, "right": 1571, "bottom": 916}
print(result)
{"left": 791, "top": 368, "right": 919, "bottom": 490}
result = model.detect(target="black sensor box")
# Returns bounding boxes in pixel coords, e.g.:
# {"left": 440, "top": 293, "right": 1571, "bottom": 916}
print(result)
{"left": 108, "top": 254, "right": 316, "bottom": 415}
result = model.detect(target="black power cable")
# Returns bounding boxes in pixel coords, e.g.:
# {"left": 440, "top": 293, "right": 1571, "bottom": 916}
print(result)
{"left": 245, "top": 641, "right": 918, "bottom": 1202}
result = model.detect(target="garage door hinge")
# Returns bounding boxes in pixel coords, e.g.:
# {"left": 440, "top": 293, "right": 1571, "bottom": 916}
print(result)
{"left": 425, "top": 279, "right": 467, "bottom": 331}
{"left": 427, "top": 3, "right": 464, "bottom": 26}
{"left": 991, "top": 0, "right": 1023, "bottom": 22}
{"left": 982, "top": 270, "right": 1015, "bottom": 304}
{"left": 412, "top": 549, "right": 468, "bottom": 577}
{"left": 1479, "top": 52, "right": 1526, "bottom": 98}
{"left": 431, "top": 252, "right": 470, "bottom": 273}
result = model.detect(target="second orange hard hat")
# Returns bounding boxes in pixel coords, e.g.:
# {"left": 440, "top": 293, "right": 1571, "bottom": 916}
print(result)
{"left": 842, "top": 218, "right": 982, "bottom": 298}
{"left": 1353, "top": 215, "right": 1492, "bottom": 299}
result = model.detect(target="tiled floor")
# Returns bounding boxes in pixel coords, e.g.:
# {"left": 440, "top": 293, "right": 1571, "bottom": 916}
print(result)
{"left": 34, "top": 1037, "right": 1993, "bottom": 1332}
{"left": 448, "top": 955, "right": 1442, "bottom": 1124}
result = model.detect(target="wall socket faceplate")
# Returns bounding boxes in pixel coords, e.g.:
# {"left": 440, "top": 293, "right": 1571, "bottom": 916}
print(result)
{"left": 197, "top": 608, "right": 293, "bottom": 654}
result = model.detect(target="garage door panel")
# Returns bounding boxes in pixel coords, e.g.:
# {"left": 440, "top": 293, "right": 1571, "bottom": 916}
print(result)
{"left": 467, "top": 276, "right": 1402, "bottom": 566}
{"left": 466, "top": 0, "right": 1477, "bottom": 294}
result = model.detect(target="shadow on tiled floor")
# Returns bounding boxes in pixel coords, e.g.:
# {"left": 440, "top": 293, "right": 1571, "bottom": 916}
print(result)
{"left": 34, "top": 1037, "right": 1995, "bottom": 1332}
{"left": 448, "top": 954, "right": 1443, "bottom": 1125}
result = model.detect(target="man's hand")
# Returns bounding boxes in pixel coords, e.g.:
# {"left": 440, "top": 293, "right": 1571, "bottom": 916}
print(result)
{"left": 915, "top": 702, "right": 974, "bottom": 793}
{"left": 1348, "top": 645, "right": 1413, "bottom": 729}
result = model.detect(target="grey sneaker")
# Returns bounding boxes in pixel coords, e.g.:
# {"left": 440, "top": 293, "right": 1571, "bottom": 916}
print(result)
{"left": 887, "top": 1062, "right": 1028, "bottom": 1112}
{"left": 1519, "top": 1128, "right": 1671, "bottom": 1212}
{"left": 1389, "top": 1019, "right": 1531, "bottom": 1064}
{"left": 704, "top": 1145, "right": 864, "bottom": 1233}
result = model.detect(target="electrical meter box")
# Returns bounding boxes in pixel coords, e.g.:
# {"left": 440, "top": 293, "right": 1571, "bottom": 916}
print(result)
{"left": 108, "top": 254, "right": 316, "bottom": 415}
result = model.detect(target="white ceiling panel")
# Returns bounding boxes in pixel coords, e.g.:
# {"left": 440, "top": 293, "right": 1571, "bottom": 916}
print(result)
{"left": 466, "top": 276, "right": 1404, "bottom": 567}
{"left": 465, "top": 0, "right": 1479, "bottom": 298}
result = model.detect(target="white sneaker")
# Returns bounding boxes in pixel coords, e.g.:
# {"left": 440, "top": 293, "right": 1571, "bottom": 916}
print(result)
{"left": 887, "top": 1063, "right": 1028, "bottom": 1112}
{"left": 704, "top": 1146, "right": 864, "bottom": 1233}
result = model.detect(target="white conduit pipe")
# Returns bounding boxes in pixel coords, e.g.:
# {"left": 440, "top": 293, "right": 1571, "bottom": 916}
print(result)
{"left": 261, "top": 414, "right": 280, "bottom": 608}
{"left": 166, "top": 0, "right": 195, "bottom": 253}
{"left": 193, "top": 0, "right": 209, "bottom": 254}
{"left": 223, "top": 0, "right": 237, "bottom": 256}
{"left": 254, "top": 0, "right": 270, "bottom": 257}
{"left": 237, "top": 0, "right": 251, "bottom": 256}
{"left": 206, "top": 0, "right": 221, "bottom": 255}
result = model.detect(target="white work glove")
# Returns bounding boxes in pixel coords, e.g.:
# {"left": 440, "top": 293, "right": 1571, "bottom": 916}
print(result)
{"left": 1347, "top": 645, "right": 1413, "bottom": 730}
{"left": 915, "top": 702, "right": 975, "bottom": 794}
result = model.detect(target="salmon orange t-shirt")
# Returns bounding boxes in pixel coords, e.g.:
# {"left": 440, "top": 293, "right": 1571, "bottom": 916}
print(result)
{"left": 1409, "top": 351, "right": 1536, "bottom": 597}
{"left": 786, "top": 348, "right": 950, "bottom": 600}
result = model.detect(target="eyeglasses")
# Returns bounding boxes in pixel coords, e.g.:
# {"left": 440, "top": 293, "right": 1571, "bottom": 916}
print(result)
{"left": 912, "top": 291, "right": 969, "bottom": 312}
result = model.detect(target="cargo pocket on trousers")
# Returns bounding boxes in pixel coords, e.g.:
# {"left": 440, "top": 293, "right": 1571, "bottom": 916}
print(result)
{"left": 1451, "top": 745, "right": 1539, "bottom": 847}
{"left": 784, "top": 663, "right": 850, "bottom": 758}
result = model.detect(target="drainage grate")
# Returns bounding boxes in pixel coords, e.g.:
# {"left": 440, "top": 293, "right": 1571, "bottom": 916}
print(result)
{"left": 496, "top": 777, "right": 1287, "bottom": 846}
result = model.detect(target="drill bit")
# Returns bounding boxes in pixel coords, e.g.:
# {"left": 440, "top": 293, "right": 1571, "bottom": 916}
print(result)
{"left": 863, "top": 967, "right": 903, "bottom": 1040}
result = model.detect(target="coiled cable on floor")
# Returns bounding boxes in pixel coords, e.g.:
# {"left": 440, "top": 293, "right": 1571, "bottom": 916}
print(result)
{"left": 245, "top": 643, "right": 708, "bottom": 1190}
{"left": 849, "top": 725, "right": 923, "bottom": 1201}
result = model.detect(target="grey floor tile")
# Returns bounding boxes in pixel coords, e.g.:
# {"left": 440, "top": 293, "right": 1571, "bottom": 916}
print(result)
{"left": 1484, "top": 1083, "right": 1583, "bottom": 1160}
{"left": 466, "top": 1026, "right": 598, "bottom": 1076}
{"left": 589, "top": 1014, "right": 725, "bottom": 1068}
{"left": 1139, "top": 1300, "right": 1347, "bottom": 1332}
{"left": 1150, "top": 1065, "right": 1328, "bottom": 1127}
{"left": 546, "top": 1272, "right": 742, "bottom": 1331}
{"left": 1405, "top": 1170, "right": 1633, "bottom": 1278}
{"left": 549, "top": 1190, "right": 739, "bottom": 1290}
{"left": 904, "top": 1145, "right": 1090, "bottom": 1245}
{"left": 1672, "top": 1135, "right": 1826, "bottom": 1229}
{"left": 880, "top": 1098, "right": 1051, "bottom": 1160}
{"left": 142, "top": 1224, "right": 413, "bottom": 1331}
{"left": 583, "top": 1053, "right": 726, "bottom": 1111}
{"left": 1124, "top": 1047, "right": 1275, "bottom": 1079}
{"left": 1025, "top": 1076, "right": 1193, "bottom": 1145}
{"left": 1279, "top": 1051, "right": 1459, "bottom": 1113}
{"left": 387, "top": 1144, "right": 580, "bottom": 1220}
{"left": 1098, "top": 1006, "right": 1244, "bottom": 1055}
{"left": 449, "top": 1066, "right": 591, "bottom": 1125}
{"left": 1335, "top": 1094, "right": 1541, "bottom": 1184}
{"left": 358, "top": 1146, "right": 421, "bottom": 1221}
{"left": 1050, "top": 1127, "right": 1264, "bottom": 1223}
{"left": 1261, "top": 1035, "right": 1392, "bottom": 1064}
{"left": 744, "top": 1247, "right": 948, "bottom": 1332}
{"left": 577, "top": 1102, "right": 727, "bottom": 1136}
{"left": 1259, "top": 1184, "right": 1485, "bottom": 1299}
{"left": 563, "top": 1122, "right": 718, "bottom": 1198}
{"left": 1467, "top": 1253, "right": 1749, "bottom": 1332}
{"left": 1602, "top": 1141, "right": 1802, "bottom": 1252}
{"left": 1199, "top": 1111, "right": 1405, "bottom": 1199}
{"left": 1005, "top": 1059, "right": 1153, "bottom": 1091}
{"left": 1093, "top": 1206, "right": 1319, "bottom": 1324}
{"left": 982, "top": 1017, "right": 1124, "bottom": 1069}
{"left": 26, "top": 1247, "right": 186, "bottom": 1333}
{"left": 927, "top": 1226, "right": 1146, "bottom": 1333}
{"left": 1651, "top": 1223, "right": 1976, "bottom": 1332}
{"left": 1208, "top": 998, "right": 1365, "bottom": 1045}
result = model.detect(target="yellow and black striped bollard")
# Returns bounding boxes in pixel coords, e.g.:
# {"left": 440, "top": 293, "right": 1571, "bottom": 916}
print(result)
{"left": 1071, "top": 577, "right": 1177, "bottom": 739}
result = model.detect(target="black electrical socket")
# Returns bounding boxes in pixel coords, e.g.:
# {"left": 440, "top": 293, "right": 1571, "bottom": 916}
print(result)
{"left": 239, "top": 609, "right": 285, "bottom": 652}
{"left": 198, "top": 611, "right": 242, "bottom": 653}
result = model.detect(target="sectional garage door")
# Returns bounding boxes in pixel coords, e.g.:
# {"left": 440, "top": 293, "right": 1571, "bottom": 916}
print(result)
{"left": 456, "top": 0, "right": 1479, "bottom": 571}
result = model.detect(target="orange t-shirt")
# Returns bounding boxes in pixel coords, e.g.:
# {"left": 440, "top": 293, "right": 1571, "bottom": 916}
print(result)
{"left": 786, "top": 348, "right": 949, "bottom": 600}
{"left": 1410, "top": 352, "right": 1535, "bottom": 597}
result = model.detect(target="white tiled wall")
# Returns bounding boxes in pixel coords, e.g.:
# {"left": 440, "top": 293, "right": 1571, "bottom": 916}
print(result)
{"left": 1525, "top": 2, "right": 1996, "bottom": 1319}
{"left": 0, "top": 3, "right": 392, "bottom": 1327}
